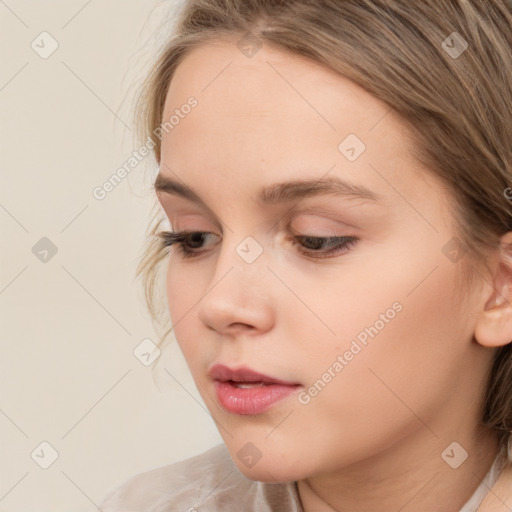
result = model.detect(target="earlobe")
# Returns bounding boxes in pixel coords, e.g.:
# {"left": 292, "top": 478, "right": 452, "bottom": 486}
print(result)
{"left": 474, "top": 232, "right": 512, "bottom": 348}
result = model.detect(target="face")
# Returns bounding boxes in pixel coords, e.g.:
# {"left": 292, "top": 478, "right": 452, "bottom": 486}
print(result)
{"left": 155, "top": 36, "right": 491, "bottom": 482}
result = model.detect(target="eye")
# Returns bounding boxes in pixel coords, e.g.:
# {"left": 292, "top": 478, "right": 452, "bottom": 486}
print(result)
{"left": 157, "top": 230, "right": 358, "bottom": 260}
{"left": 291, "top": 235, "right": 358, "bottom": 259}
{"left": 157, "top": 230, "right": 218, "bottom": 258}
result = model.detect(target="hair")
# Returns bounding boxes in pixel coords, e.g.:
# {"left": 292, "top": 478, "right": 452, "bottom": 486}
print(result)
{"left": 133, "top": 0, "right": 512, "bottom": 444}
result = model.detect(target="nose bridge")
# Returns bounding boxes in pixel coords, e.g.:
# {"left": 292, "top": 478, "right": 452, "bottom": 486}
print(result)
{"left": 213, "top": 230, "right": 269, "bottom": 294}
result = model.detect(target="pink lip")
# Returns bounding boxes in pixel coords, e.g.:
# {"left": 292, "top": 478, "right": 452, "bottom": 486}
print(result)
{"left": 209, "top": 364, "right": 301, "bottom": 415}
{"left": 209, "top": 364, "right": 299, "bottom": 385}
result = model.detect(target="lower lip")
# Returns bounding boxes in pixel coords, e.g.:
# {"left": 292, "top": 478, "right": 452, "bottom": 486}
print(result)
{"left": 214, "top": 381, "right": 300, "bottom": 415}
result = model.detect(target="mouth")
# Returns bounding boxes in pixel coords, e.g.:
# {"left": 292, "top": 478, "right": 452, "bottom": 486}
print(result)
{"left": 209, "top": 363, "right": 302, "bottom": 415}
{"left": 227, "top": 382, "right": 272, "bottom": 389}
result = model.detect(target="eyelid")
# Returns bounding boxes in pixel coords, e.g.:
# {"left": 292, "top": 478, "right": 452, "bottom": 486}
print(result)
{"left": 285, "top": 206, "right": 364, "bottom": 230}
{"left": 162, "top": 200, "right": 365, "bottom": 237}
{"left": 158, "top": 198, "right": 223, "bottom": 231}
{"left": 288, "top": 215, "right": 359, "bottom": 237}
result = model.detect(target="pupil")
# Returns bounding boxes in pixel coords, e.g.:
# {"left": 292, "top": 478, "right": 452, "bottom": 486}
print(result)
{"left": 304, "top": 236, "right": 323, "bottom": 250}
{"left": 189, "top": 233, "right": 204, "bottom": 248}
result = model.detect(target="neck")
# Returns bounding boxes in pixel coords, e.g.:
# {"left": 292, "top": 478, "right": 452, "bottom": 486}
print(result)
{"left": 297, "top": 426, "right": 501, "bottom": 512}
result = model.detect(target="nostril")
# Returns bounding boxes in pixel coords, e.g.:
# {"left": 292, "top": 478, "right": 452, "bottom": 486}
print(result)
{"left": 229, "top": 322, "right": 254, "bottom": 331}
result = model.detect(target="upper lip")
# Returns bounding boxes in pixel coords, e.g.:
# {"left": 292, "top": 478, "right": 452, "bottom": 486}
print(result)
{"left": 209, "top": 363, "right": 300, "bottom": 386}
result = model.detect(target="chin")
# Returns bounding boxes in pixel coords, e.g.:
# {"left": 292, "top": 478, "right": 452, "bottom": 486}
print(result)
{"left": 223, "top": 440, "right": 311, "bottom": 483}
{"left": 232, "top": 458, "right": 306, "bottom": 483}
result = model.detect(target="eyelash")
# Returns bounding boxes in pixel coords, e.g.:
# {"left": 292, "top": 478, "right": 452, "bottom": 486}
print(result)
{"left": 157, "top": 230, "right": 358, "bottom": 260}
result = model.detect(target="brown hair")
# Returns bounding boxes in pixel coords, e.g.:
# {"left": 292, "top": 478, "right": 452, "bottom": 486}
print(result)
{"left": 134, "top": 0, "right": 512, "bottom": 443}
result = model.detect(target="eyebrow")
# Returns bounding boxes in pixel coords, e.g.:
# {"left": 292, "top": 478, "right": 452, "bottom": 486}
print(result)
{"left": 153, "top": 173, "right": 383, "bottom": 207}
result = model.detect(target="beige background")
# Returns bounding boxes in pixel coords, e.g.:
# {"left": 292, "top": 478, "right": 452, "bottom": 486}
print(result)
{"left": 0, "top": 1, "right": 222, "bottom": 510}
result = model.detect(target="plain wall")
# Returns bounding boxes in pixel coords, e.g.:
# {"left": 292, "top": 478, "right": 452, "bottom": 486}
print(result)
{"left": 0, "top": 1, "right": 222, "bottom": 510}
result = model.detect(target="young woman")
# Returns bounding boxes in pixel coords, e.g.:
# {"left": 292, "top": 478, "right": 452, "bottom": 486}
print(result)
{"left": 98, "top": 1, "right": 512, "bottom": 510}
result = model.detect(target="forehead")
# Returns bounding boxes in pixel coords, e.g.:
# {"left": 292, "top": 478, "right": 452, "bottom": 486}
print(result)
{"left": 164, "top": 36, "right": 392, "bottom": 130}
{"left": 159, "top": 37, "right": 430, "bottom": 207}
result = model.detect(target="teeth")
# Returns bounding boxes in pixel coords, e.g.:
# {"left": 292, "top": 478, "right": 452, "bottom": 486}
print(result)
{"left": 233, "top": 382, "right": 267, "bottom": 388}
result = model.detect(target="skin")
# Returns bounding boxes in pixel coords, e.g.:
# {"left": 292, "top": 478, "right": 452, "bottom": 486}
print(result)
{"left": 155, "top": 35, "right": 512, "bottom": 512}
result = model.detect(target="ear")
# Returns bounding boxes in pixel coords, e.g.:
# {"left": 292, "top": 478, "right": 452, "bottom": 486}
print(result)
{"left": 474, "top": 231, "right": 512, "bottom": 348}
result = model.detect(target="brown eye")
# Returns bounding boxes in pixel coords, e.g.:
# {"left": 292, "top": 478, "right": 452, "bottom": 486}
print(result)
{"left": 293, "top": 235, "right": 358, "bottom": 259}
{"left": 158, "top": 231, "right": 218, "bottom": 258}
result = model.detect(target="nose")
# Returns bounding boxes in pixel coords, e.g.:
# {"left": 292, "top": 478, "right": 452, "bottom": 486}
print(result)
{"left": 196, "top": 237, "right": 275, "bottom": 337}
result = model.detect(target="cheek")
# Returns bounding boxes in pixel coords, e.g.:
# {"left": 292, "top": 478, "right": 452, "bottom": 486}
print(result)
{"left": 248, "top": 259, "right": 467, "bottom": 478}
{"left": 165, "top": 261, "right": 203, "bottom": 361}
{"left": 282, "top": 230, "right": 463, "bottom": 362}
{"left": 299, "top": 242, "right": 469, "bottom": 431}
{"left": 165, "top": 258, "right": 205, "bottom": 318}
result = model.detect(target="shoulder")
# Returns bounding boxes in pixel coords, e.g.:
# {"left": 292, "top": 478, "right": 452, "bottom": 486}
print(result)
{"left": 97, "top": 443, "right": 303, "bottom": 512}
{"left": 478, "top": 436, "right": 512, "bottom": 512}
{"left": 98, "top": 444, "right": 241, "bottom": 511}
{"left": 478, "top": 461, "right": 512, "bottom": 512}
